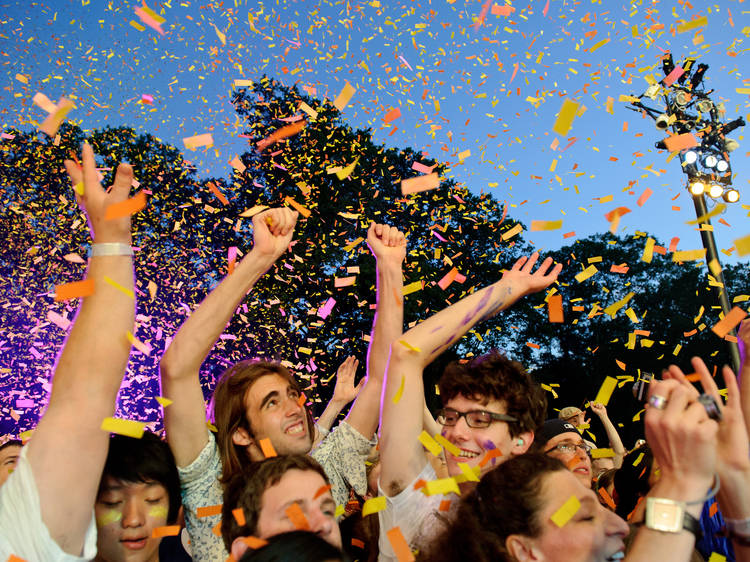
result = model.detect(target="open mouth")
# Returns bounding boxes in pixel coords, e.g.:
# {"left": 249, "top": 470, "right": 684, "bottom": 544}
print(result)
{"left": 453, "top": 448, "right": 480, "bottom": 459}
{"left": 286, "top": 420, "right": 305, "bottom": 436}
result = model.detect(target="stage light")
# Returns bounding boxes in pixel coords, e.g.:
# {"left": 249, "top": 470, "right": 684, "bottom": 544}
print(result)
{"left": 723, "top": 189, "right": 740, "bottom": 203}
{"left": 716, "top": 159, "right": 729, "bottom": 173}
{"left": 696, "top": 99, "right": 713, "bottom": 113}
{"left": 702, "top": 154, "right": 718, "bottom": 168}
{"left": 674, "top": 91, "right": 690, "bottom": 107}
{"left": 708, "top": 184, "right": 724, "bottom": 198}
{"left": 683, "top": 150, "right": 698, "bottom": 164}
{"left": 689, "top": 181, "right": 705, "bottom": 196}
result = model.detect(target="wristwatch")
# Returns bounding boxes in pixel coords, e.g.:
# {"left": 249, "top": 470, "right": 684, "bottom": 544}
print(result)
{"left": 645, "top": 498, "right": 702, "bottom": 539}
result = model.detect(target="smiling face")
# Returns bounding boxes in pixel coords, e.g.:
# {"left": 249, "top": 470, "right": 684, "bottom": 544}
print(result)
{"left": 544, "top": 432, "right": 593, "bottom": 488}
{"left": 241, "top": 373, "right": 313, "bottom": 458}
{"left": 94, "top": 477, "right": 169, "bottom": 562}
{"left": 255, "top": 469, "right": 341, "bottom": 548}
{"left": 522, "top": 470, "right": 628, "bottom": 562}
{"left": 440, "top": 394, "right": 531, "bottom": 479}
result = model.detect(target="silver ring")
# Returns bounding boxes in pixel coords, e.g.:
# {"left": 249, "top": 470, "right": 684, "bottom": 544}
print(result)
{"left": 649, "top": 394, "right": 668, "bottom": 410}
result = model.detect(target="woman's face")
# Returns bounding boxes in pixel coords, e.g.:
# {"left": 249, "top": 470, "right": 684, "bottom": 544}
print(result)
{"left": 524, "top": 470, "right": 628, "bottom": 562}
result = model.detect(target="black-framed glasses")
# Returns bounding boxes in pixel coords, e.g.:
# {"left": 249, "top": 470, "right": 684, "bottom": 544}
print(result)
{"left": 545, "top": 441, "right": 592, "bottom": 456}
{"left": 436, "top": 407, "right": 518, "bottom": 429}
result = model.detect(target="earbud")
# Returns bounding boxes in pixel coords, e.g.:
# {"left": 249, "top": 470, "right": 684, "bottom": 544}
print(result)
{"left": 517, "top": 438, "right": 524, "bottom": 446}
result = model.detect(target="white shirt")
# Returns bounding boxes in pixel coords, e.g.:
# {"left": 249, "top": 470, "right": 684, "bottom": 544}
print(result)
{"left": 0, "top": 446, "right": 98, "bottom": 561}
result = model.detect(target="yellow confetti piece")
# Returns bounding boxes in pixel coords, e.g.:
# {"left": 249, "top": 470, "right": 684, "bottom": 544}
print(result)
{"left": 212, "top": 24, "right": 226, "bottom": 45}
{"left": 103, "top": 275, "right": 135, "bottom": 299}
{"left": 19, "top": 429, "right": 34, "bottom": 443}
{"left": 551, "top": 495, "right": 580, "bottom": 527}
{"left": 101, "top": 417, "right": 146, "bottom": 438}
{"left": 129, "top": 20, "right": 146, "bottom": 31}
{"left": 641, "top": 237, "right": 656, "bottom": 263}
{"left": 299, "top": 102, "right": 318, "bottom": 120}
{"left": 633, "top": 452, "right": 644, "bottom": 466}
{"left": 709, "top": 552, "right": 727, "bottom": 562}
{"left": 588, "top": 38, "right": 610, "bottom": 53}
{"left": 603, "top": 292, "right": 634, "bottom": 318}
{"left": 501, "top": 223, "right": 523, "bottom": 241}
{"left": 333, "top": 82, "right": 356, "bottom": 111}
{"left": 362, "top": 496, "right": 387, "bottom": 516}
{"left": 343, "top": 237, "right": 364, "bottom": 253}
{"left": 531, "top": 220, "right": 563, "bottom": 231}
{"left": 233, "top": 79, "right": 253, "bottom": 88}
{"left": 15, "top": 73, "right": 28, "bottom": 84}
{"left": 575, "top": 265, "right": 598, "bottom": 283}
{"left": 398, "top": 339, "right": 421, "bottom": 353}
{"left": 424, "top": 477, "right": 461, "bottom": 496}
{"left": 392, "top": 375, "right": 405, "bottom": 404}
{"left": 734, "top": 234, "right": 750, "bottom": 257}
{"left": 686, "top": 203, "right": 726, "bottom": 225}
{"left": 336, "top": 157, "right": 359, "bottom": 180}
{"left": 156, "top": 396, "right": 173, "bottom": 407}
{"left": 591, "top": 448, "right": 615, "bottom": 459}
{"left": 594, "top": 376, "right": 618, "bottom": 406}
{"left": 552, "top": 99, "right": 580, "bottom": 136}
{"left": 419, "top": 431, "right": 443, "bottom": 457}
{"left": 676, "top": 16, "right": 708, "bottom": 33}
{"left": 457, "top": 462, "right": 480, "bottom": 482}
{"left": 673, "top": 249, "right": 707, "bottom": 262}
{"left": 434, "top": 434, "right": 461, "bottom": 457}
{"left": 335, "top": 505, "right": 345, "bottom": 518}
{"left": 402, "top": 281, "right": 423, "bottom": 296}
{"left": 458, "top": 149, "right": 471, "bottom": 162}
{"left": 736, "top": 88, "right": 750, "bottom": 96}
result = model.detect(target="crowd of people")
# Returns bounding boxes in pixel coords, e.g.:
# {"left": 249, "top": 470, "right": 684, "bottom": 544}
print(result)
{"left": 1, "top": 146, "right": 750, "bottom": 562}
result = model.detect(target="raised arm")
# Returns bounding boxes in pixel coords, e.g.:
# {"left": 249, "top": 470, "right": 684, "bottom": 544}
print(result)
{"left": 160, "top": 208, "right": 298, "bottom": 467}
{"left": 664, "top": 357, "right": 750, "bottom": 561}
{"left": 313, "top": 356, "right": 361, "bottom": 448}
{"left": 379, "top": 252, "right": 561, "bottom": 496}
{"left": 23, "top": 144, "right": 135, "bottom": 556}
{"left": 738, "top": 321, "right": 750, "bottom": 437}
{"left": 343, "top": 223, "right": 406, "bottom": 439}
{"left": 590, "top": 402, "right": 626, "bottom": 468}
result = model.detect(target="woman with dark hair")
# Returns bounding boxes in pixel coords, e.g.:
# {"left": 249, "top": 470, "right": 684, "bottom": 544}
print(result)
{"left": 613, "top": 445, "right": 656, "bottom": 521}
{"left": 239, "top": 531, "right": 350, "bottom": 562}
{"left": 423, "top": 453, "right": 629, "bottom": 562}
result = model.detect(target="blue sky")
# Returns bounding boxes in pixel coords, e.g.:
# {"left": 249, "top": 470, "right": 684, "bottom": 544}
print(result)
{"left": 2, "top": 0, "right": 749, "bottom": 264}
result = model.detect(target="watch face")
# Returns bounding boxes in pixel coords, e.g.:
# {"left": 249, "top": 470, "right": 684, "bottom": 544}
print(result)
{"left": 648, "top": 500, "right": 683, "bottom": 533}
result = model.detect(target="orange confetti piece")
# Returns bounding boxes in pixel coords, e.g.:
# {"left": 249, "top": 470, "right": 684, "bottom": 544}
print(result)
{"left": 196, "top": 504, "right": 223, "bottom": 518}
{"left": 526, "top": 342, "right": 541, "bottom": 349}
{"left": 598, "top": 487, "right": 616, "bottom": 510}
{"left": 637, "top": 188, "right": 653, "bottom": 207}
{"left": 284, "top": 196, "right": 311, "bottom": 218}
{"left": 233, "top": 507, "right": 246, "bottom": 526}
{"left": 285, "top": 502, "right": 310, "bottom": 530}
{"left": 241, "top": 536, "right": 268, "bottom": 549}
{"left": 709, "top": 502, "right": 719, "bottom": 518}
{"left": 548, "top": 294, "right": 564, "bottom": 323}
{"left": 711, "top": 307, "right": 747, "bottom": 338}
{"left": 54, "top": 279, "right": 95, "bottom": 302}
{"left": 401, "top": 173, "right": 441, "bottom": 195}
{"left": 259, "top": 438, "right": 277, "bottom": 458}
{"left": 314, "top": 484, "right": 332, "bottom": 500}
{"left": 39, "top": 97, "right": 75, "bottom": 137}
{"left": 257, "top": 120, "right": 307, "bottom": 151}
{"left": 104, "top": 191, "right": 147, "bottom": 220}
{"left": 351, "top": 538, "right": 366, "bottom": 549}
{"left": 384, "top": 107, "right": 402, "bottom": 123}
{"left": 151, "top": 525, "right": 180, "bottom": 538}
{"left": 386, "top": 527, "right": 415, "bottom": 562}
{"left": 6, "top": 556, "right": 27, "bottom": 562}
{"left": 663, "top": 133, "right": 698, "bottom": 152}
{"left": 610, "top": 264, "right": 629, "bottom": 274}
{"left": 207, "top": 181, "right": 229, "bottom": 206}
{"left": 604, "top": 207, "right": 631, "bottom": 222}
{"left": 439, "top": 499, "right": 452, "bottom": 511}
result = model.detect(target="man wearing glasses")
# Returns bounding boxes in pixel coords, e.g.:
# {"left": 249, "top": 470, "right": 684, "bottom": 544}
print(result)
{"left": 535, "top": 419, "right": 594, "bottom": 488}
{"left": 377, "top": 253, "right": 560, "bottom": 561}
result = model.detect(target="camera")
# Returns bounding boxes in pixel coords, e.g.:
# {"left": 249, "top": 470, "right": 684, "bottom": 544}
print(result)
{"left": 655, "top": 114, "right": 670, "bottom": 130}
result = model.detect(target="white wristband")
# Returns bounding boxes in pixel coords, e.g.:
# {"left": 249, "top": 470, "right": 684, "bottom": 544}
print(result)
{"left": 89, "top": 243, "right": 134, "bottom": 257}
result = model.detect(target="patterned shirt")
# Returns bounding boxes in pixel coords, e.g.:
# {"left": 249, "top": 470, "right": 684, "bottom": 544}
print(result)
{"left": 178, "top": 421, "right": 374, "bottom": 562}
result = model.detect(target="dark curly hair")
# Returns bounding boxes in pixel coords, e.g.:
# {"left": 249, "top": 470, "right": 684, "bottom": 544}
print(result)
{"left": 422, "top": 453, "right": 567, "bottom": 562}
{"left": 438, "top": 350, "right": 547, "bottom": 437}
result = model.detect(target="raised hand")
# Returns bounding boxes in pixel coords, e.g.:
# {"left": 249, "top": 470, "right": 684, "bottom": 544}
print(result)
{"left": 590, "top": 402, "right": 607, "bottom": 419}
{"left": 63, "top": 142, "right": 134, "bottom": 244}
{"left": 331, "top": 356, "right": 363, "bottom": 406}
{"left": 252, "top": 207, "right": 299, "bottom": 260}
{"left": 501, "top": 252, "right": 562, "bottom": 299}
{"left": 366, "top": 222, "right": 406, "bottom": 267}
{"left": 664, "top": 358, "right": 750, "bottom": 474}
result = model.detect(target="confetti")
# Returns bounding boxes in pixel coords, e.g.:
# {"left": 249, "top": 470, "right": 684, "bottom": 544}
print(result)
{"left": 259, "top": 438, "right": 277, "bottom": 458}
{"left": 552, "top": 99, "right": 580, "bottom": 136}
{"left": 593, "top": 376, "right": 618, "bottom": 406}
{"left": 362, "top": 496, "right": 387, "bottom": 516}
{"left": 551, "top": 495, "right": 581, "bottom": 527}
{"left": 711, "top": 307, "right": 747, "bottom": 338}
{"left": 104, "top": 192, "right": 147, "bottom": 220}
{"left": 100, "top": 417, "right": 146, "bottom": 438}
{"left": 386, "top": 527, "right": 415, "bottom": 562}
{"left": 54, "top": 279, "right": 95, "bottom": 302}
{"left": 333, "top": 82, "right": 356, "bottom": 111}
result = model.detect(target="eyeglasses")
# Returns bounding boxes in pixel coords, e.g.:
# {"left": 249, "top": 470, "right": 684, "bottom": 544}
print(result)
{"left": 545, "top": 441, "right": 592, "bottom": 456}
{"left": 436, "top": 408, "right": 518, "bottom": 429}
